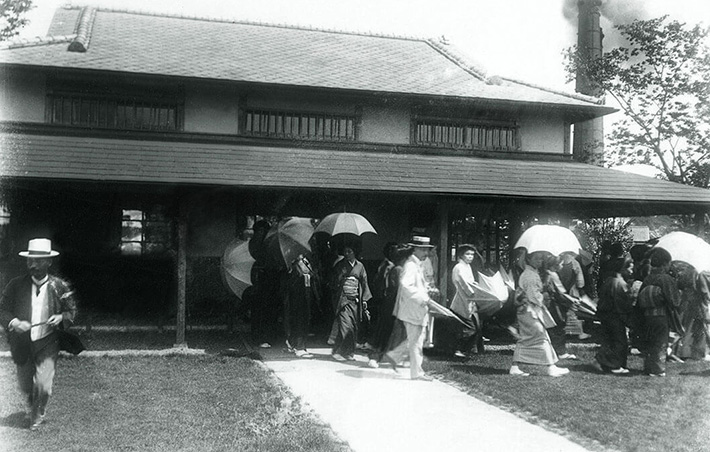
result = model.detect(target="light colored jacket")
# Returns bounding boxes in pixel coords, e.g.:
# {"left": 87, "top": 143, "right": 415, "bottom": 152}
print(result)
{"left": 450, "top": 260, "right": 477, "bottom": 319}
{"left": 394, "top": 255, "right": 431, "bottom": 326}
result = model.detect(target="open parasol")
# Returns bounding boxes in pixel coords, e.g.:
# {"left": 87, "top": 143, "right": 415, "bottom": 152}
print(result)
{"left": 654, "top": 231, "right": 710, "bottom": 273}
{"left": 315, "top": 212, "right": 377, "bottom": 236}
{"left": 264, "top": 217, "right": 315, "bottom": 267}
{"left": 514, "top": 225, "right": 582, "bottom": 256}
{"left": 222, "top": 239, "right": 255, "bottom": 299}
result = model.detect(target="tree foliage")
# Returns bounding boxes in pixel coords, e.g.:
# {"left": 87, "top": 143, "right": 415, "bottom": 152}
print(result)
{"left": 573, "top": 218, "right": 633, "bottom": 297}
{"left": 0, "top": 0, "right": 32, "bottom": 42}
{"left": 565, "top": 16, "right": 710, "bottom": 187}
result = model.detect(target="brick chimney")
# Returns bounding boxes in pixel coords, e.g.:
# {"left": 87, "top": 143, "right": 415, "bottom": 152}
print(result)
{"left": 573, "top": 0, "right": 605, "bottom": 165}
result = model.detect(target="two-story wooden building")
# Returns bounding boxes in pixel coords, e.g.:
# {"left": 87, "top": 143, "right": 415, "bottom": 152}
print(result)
{"left": 2, "top": 6, "right": 709, "bottom": 344}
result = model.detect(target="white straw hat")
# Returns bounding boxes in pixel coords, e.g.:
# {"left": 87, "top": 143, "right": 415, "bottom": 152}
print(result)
{"left": 18, "top": 238, "right": 60, "bottom": 258}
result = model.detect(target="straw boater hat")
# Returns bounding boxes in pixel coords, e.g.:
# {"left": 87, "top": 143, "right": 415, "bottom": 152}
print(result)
{"left": 408, "top": 235, "right": 435, "bottom": 248}
{"left": 18, "top": 238, "right": 60, "bottom": 258}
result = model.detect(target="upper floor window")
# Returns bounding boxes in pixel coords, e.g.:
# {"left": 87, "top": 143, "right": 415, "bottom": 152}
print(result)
{"left": 46, "top": 80, "right": 183, "bottom": 131}
{"left": 244, "top": 109, "right": 356, "bottom": 141}
{"left": 414, "top": 118, "right": 519, "bottom": 152}
{"left": 121, "top": 207, "right": 173, "bottom": 256}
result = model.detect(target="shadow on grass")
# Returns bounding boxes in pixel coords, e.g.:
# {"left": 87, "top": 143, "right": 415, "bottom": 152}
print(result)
{"left": 448, "top": 364, "right": 509, "bottom": 375}
{"left": 1, "top": 412, "right": 27, "bottom": 429}
{"left": 680, "top": 368, "right": 710, "bottom": 377}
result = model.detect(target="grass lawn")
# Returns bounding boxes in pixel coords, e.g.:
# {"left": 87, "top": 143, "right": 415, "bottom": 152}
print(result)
{"left": 0, "top": 332, "right": 351, "bottom": 452}
{"left": 424, "top": 344, "right": 710, "bottom": 452}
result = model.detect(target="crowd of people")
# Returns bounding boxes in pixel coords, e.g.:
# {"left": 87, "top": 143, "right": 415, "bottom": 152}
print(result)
{"left": 4, "top": 227, "right": 710, "bottom": 432}
{"left": 247, "top": 222, "right": 710, "bottom": 382}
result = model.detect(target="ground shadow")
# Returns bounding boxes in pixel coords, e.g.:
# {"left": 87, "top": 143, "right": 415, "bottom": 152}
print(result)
{"left": 680, "top": 368, "right": 710, "bottom": 377}
{"left": 448, "top": 364, "right": 508, "bottom": 375}
{"left": 338, "top": 368, "right": 408, "bottom": 380}
{"left": 1, "top": 412, "right": 27, "bottom": 429}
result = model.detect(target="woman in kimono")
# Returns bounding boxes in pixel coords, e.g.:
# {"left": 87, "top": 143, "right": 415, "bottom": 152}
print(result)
{"left": 595, "top": 256, "right": 634, "bottom": 374}
{"left": 331, "top": 246, "right": 372, "bottom": 361}
{"left": 677, "top": 269, "right": 710, "bottom": 361}
{"left": 509, "top": 250, "right": 569, "bottom": 377}
{"left": 541, "top": 254, "right": 578, "bottom": 360}
{"left": 450, "top": 244, "right": 482, "bottom": 357}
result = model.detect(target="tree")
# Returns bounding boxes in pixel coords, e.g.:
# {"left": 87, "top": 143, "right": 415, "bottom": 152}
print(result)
{"left": 565, "top": 16, "right": 710, "bottom": 188}
{"left": 572, "top": 218, "right": 633, "bottom": 297}
{"left": 0, "top": 0, "right": 33, "bottom": 42}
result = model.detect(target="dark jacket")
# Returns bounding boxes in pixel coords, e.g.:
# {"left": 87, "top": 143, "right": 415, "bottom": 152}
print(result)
{"left": 0, "top": 274, "right": 78, "bottom": 364}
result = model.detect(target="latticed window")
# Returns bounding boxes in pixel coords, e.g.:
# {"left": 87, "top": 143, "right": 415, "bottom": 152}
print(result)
{"left": 46, "top": 81, "right": 183, "bottom": 131}
{"left": 47, "top": 95, "right": 181, "bottom": 131}
{"left": 414, "top": 119, "right": 519, "bottom": 151}
{"left": 244, "top": 109, "right": 356, "bottom": 141}
{"left": 120, "top": 207, "right": 173, "bottom": 255}
{"left": 449, "top": 215, "right": 511, "bottom": 271}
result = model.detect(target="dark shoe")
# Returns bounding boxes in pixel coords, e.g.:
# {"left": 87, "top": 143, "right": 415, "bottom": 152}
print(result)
{"left": 590, "top": 358, "right": 605, "bottom": 373}
{"left": 383, "top": 354, "right": 399, "bottom": 373}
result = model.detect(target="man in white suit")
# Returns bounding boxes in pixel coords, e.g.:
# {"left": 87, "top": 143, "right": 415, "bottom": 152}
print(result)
{"left": 385, "top": 236, "right": 435, "bottom": 381}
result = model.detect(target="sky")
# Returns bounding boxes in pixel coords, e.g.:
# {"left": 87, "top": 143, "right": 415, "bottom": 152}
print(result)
{"left": 16, "top": 0, "right": 709, "bottom": 91}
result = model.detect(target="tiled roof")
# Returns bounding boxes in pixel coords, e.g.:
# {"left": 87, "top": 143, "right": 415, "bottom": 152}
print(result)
{"left": 0, "top": 6, "right": 610, "bottom": 112}
{"left": 2, "top": 133, "right": 709, "bottom": 216}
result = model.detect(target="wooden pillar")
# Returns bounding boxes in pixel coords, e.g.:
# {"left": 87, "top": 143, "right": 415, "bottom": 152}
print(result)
{"left": 437, "top": 201, "right": 450, "bottom": 304}
{"left": 174, "top": 196, "right": 188, "bottom": 348}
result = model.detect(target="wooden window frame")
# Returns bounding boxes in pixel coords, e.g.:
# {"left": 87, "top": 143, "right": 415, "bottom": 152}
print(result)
{"left": 45, "top": 84, "right": 184, "bottom": 132}
{"left": 412, "top": 116, "right": 520, "bottom": 152}
{"left": 242, "top": 109, "right": 358, "bottom": 142}
{"left": 120, "top": 206, "right": 174, "bottom": 256}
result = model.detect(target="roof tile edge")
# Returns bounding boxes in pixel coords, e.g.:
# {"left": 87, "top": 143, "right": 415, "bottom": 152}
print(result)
{"left": 58, "top": 4, "right": 428, "bottom": 43}
{"left": 0, "top": 35, "right": 76, "bottom": 50}
{"left": 68, "top": 6, "right": 97, "bottom": 53}
{"left": 425, "top": 38, "right": 488, "bottom": 81}
{"left": 499, "top": 76, "right": 605, "bottom": 105}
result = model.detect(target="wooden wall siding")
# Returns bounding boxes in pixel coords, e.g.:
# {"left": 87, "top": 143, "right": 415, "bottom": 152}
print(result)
{"left": 2, "top": 134, "right": 710, "bottom": 211}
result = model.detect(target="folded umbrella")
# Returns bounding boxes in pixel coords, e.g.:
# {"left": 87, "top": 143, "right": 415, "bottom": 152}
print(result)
{"left": 427, "top": 299, "right": 469, "bottom": 326}
{"left": 473, "top": 271, "right": 510, "bottom": 317}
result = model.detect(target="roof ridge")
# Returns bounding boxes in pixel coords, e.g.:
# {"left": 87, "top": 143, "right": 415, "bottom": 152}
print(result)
{"left": 68, "top": 6, "right": 97, "bottom": 52}
{"left": 0, "top": 34, "right": 76, "bottom": 50}
{"left": 58, "top": 4, "right": 428, "bottom": 43}
{"left": 425, "top": 38, "right": 488, "bottom": 81}
{"left": 498, "top": 76, "right": 604, "bottom": 105}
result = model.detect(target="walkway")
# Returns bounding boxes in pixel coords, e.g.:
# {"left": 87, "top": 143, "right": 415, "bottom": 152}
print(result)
{"left": 260, "top": 346, "right": 594, "bottom": 452}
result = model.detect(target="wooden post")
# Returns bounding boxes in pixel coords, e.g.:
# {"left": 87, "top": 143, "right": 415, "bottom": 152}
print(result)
{"left": 174, "top": 196, "right": 188, "bottom": 348}
{"left": 437, "top": 201, "right": 450, "bottom": 304}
